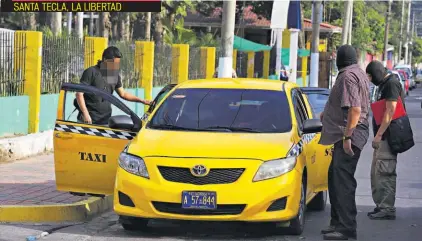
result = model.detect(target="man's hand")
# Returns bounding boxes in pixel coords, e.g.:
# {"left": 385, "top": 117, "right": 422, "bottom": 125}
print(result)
{"left": 143, "top": 100, "right": 152, "bottom": 105}
{"left": 372, "top": 134, "right": 382, "bottom": 149}
{"left": 82, "top": 112, "right": 92, "bottom": 124}
{"left": 343, "top": 139, "right": 354, "bottom": 156}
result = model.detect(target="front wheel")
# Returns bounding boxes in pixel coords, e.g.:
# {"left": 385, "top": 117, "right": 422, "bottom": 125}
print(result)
{"left": 120, "top": 216, "right": 149, "bottom": 232}
{"left": 307, "top": 191, "right": 327, "bottom": 211}
{"left": 285, "top": 179, "right": 306, "bottom": 235}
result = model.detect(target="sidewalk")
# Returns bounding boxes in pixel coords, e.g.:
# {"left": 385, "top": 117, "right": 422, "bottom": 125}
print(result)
{"left": 0, "top": 154, "right": 113, "bottom": 223}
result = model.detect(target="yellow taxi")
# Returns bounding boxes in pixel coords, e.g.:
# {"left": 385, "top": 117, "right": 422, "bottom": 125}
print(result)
{"left": 53, "top": 79, "right": 332, "bottom": 235}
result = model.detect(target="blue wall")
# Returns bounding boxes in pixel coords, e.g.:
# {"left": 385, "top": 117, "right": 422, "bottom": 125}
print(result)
{"left": 0, "top": 96, "right": 29, "bottom": 136}
{"left": 0, "top": 87, "right": 165, "bottom": 136}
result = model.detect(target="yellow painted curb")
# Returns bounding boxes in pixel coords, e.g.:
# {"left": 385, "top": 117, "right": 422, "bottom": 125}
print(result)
{"left": 0, "top": 195, "right": 113, "bottom": 222}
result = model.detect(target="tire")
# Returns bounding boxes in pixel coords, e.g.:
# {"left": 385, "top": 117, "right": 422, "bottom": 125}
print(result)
{"left": 120, "top": 216, "right": 149, "bottom": 232}
{"left": 307, "top": 191, "right": 327, "bottom": 211}
{"left": 285, "top": 178, "right": 306, "bottom": 235}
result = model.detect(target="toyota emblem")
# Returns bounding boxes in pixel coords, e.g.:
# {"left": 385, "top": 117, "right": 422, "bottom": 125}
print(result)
{"left": 190, "top": 165, "right": 208, "bottom": 177}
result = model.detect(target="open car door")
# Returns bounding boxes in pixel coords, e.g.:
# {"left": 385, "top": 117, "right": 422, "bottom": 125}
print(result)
{"left": 54, "top": 83, "right": 142, "bottom": 196}
{"left": 141, "top": 84, "right": 177, "bottom": 124}
{"left": 300, "top": 91, "right": 331, "bottom": 192}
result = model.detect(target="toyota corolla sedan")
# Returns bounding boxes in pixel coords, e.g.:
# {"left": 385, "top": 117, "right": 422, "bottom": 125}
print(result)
{"left": 53, "top": 79, "right": 332, "bottom": 235}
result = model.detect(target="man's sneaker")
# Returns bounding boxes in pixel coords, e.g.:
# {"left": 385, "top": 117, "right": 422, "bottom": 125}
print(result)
{"left": 323, "top": 231, "right": 356, "bottom": 240}
{"left": 367, "top": 207, "right": 380, "bottom": 216}
{"left": 368, "top": 211, "right": 396, "bottom": 220}
{"left": 321, "top": 226, "right": 336, "bottom": 234}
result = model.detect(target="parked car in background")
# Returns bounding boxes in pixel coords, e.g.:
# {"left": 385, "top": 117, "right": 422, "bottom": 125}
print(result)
{"left": 395, "top": 70, "right": 409, "bottom": 96}
{"left": 416, "top": 68, "right": 422, "bottom": 84}
{"left": 395, "top": 64, "right": 416, "bottom": 90}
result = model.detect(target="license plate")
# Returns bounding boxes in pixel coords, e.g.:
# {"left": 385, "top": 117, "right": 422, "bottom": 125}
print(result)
{"left": 181, "top": 191, "right": 217, "bottom": 209}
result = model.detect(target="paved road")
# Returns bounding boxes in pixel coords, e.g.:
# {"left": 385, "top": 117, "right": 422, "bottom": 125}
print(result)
{"left": 1, "top": 87, "right": 422, "bottom": 241}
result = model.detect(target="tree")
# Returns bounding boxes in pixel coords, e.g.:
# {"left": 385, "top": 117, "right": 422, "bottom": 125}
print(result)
{"left": 99, "top": 13, "right": 111, "bottom": 39}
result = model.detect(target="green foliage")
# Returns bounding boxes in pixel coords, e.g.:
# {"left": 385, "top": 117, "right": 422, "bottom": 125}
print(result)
{"left": 412, "top": 37, "right": 422, "bottom": 64}
{"left": 163, "top": 18, "right": 198, "bottom": 45}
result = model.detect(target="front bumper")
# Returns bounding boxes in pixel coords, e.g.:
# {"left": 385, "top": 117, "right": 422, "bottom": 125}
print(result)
{"left": 113, "top": 161, "right": 302, "bottom": 222}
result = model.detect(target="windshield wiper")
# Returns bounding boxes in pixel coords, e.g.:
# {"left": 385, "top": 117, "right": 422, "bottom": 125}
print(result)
{"left": 148, "top": 124, "right": 199, "bottom": 131}
{"left": 204, "top": 126, "right": 261, "bottom": 133}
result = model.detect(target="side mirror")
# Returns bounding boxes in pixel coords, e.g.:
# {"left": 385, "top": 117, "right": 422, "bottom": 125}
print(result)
{"left": 109, "top": 115, "right": 137, "bottom": 131}
{"left": 302, "top": 118, "right": 323, "bottom": 134}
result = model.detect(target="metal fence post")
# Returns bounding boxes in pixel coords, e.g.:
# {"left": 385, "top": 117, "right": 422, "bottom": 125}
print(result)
{"left": 302, "top": 56, "right": 308, "bottom": 86}
{"left": 136, "top": 41, "right": 154, "bottom": 113}
{"left": 171, "top": 44, "right": 189, "bottom": 84}
{"left": 247, "top": 51, "right": 254, "bottom": 78}
{"left": 200, "top": 47, "right": 216, "bottom": 79}
{"left": 20, "top": 31, "right": 42, "bottom": 133}
{"left": 84, "top": 37, "right": 107, "bottom": 69}
{"left": 232, "top": 49, "right": 237, "bottom": 70}
{"left": 263, "top": 50, "right": 270, "bottom": 79}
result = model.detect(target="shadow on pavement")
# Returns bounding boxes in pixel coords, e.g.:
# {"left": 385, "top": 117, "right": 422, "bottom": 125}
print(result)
{"left": 30, "top": 205, "right": 422, "bottom": 241}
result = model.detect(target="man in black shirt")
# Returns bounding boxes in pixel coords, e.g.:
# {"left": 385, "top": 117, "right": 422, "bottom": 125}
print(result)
{"left": 366, "top": 61, "right": 405, "bottom": 220}
{"left": 76, "top": 46, "right": 151, "bottom": 125}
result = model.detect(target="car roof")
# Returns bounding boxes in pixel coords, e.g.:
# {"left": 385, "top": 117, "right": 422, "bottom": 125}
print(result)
{"left": 395, "top": 65, "right": 411, "bottom": 69}
{"left": 300, "top": 87, "right": 330, "bottom": 94}
{"left": 176, "top": 78, "right": 297, "bottom": 91}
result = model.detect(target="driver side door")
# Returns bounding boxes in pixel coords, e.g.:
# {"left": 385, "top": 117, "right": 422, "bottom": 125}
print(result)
{"left": 54, "top": 83, "right": 141, "bottom": 196}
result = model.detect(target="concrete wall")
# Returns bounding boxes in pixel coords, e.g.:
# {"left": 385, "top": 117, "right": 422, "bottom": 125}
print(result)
{"left": 0, "top": 87, "right": 165, "bottom": 137}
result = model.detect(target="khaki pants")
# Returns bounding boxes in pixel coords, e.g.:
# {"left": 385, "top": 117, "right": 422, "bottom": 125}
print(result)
{"left": 371, "top": 140, "right": 397, "bottom": 214}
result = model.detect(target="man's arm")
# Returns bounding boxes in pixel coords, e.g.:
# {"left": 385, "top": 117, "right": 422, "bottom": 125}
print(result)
{"left": 375, "top": 100, "right": 397, "bottom": 138}
{"left": 77, "top": 68, "right": 93, "bottom": 123}
{"left": 115, "top": 87, "right": 151, "bottom": 105}
{"left": 375, "top": 81, "right": 400, "bottom": 138}
{"left": 341, "top": 76, "right": 362, "bottom": 137}
{"left": 344, "top": 107, "right": 361, "bottom": 137}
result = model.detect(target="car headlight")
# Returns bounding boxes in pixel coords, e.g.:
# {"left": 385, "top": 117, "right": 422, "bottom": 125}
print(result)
{"left": 118, "top": 152, "right": 149, "bottom": 179}
{"left": 253, "top": 157, "right": 297, "bottom": 182}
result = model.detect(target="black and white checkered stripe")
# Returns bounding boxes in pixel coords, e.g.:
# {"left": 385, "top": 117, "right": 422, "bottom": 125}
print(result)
{"left": 287, "top": 133, "right": 316, "bottom": 157}
{"left": 55, "top": 124, "right": 137, "bottom": 140}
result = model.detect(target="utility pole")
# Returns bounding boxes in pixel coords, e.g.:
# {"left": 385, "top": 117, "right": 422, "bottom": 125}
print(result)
{"left": 348, "top": 1, "right": 353, "bottom": 45}
{"left": 218, "top": 0, "right": 236, "bottom": 78}
{"left": 145, "top": 12, "right": 151, "bottom": 41}
{"left": 67, "top": 12, "right": 72, "bottom": 36}
{"left": 342, "top": 0, "right": 352, "bottom": 45}
{"left": 76, "top": 12, "right": 84, "bottom": 40}
{"left": 383, "top": 0, "right": 392, "bottom": 67}
{"left": 399, "top": 0, "right": 405, "bottom": 64}
{"left": 410, "top": 13, "right": 415, "bottom": 66}
{"left": 405, "top": 0, "right": 411, "bottom": 64}
{"left": 89, "top": 12, "right": 94, "bottom": 36}
{"left": 310, "top": 0, "right": 322, "bottom": 87}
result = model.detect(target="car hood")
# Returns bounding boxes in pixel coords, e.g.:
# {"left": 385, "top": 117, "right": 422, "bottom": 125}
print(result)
{"left": 127, "top": 128, "right": 294, "bottom": 161}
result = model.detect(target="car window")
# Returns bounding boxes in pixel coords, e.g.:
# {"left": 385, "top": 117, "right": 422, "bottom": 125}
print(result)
{"left": 304, "top": 92, "right": 329, "bottom": 117}
{"left": 148, "top": 88, "right": 292, "bottom": 133}
{"left": 292, "top": 90, "right": 308, "bottom": 131}
{"left": 147, "top": 85, "right": 176, "bottom": 113}
{"left": 64, "top": 89, "right": 132, "bottom": 128}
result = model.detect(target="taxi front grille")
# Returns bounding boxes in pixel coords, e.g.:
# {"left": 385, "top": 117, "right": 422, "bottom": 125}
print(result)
{"left": 152, "top": 201, "right": 246, "bottom": 215}
{"left": 157, "top": 166, "right": 245, "bottom": 185}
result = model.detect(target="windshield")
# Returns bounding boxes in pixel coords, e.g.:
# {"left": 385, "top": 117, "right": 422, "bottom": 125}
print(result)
{"left": 148, "top": 88, "right": 292, "bottom": 133}
{"left": 304, "top": 92, "right": 329, "bottom": 116}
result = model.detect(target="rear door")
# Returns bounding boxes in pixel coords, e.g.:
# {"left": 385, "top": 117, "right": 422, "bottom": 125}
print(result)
{"left": 54, "top": 83, "right": 141, "bottom": 196}
{"left": 141, "top": 84, "right": 177, "bottom": 124}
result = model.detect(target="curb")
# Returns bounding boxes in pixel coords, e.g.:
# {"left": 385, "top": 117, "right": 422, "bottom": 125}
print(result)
{"left": 0, "top": 130, "right": 53, "bottom": 163}
{"left": 0, "top": 195, "right": 113, "bottom": 223}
